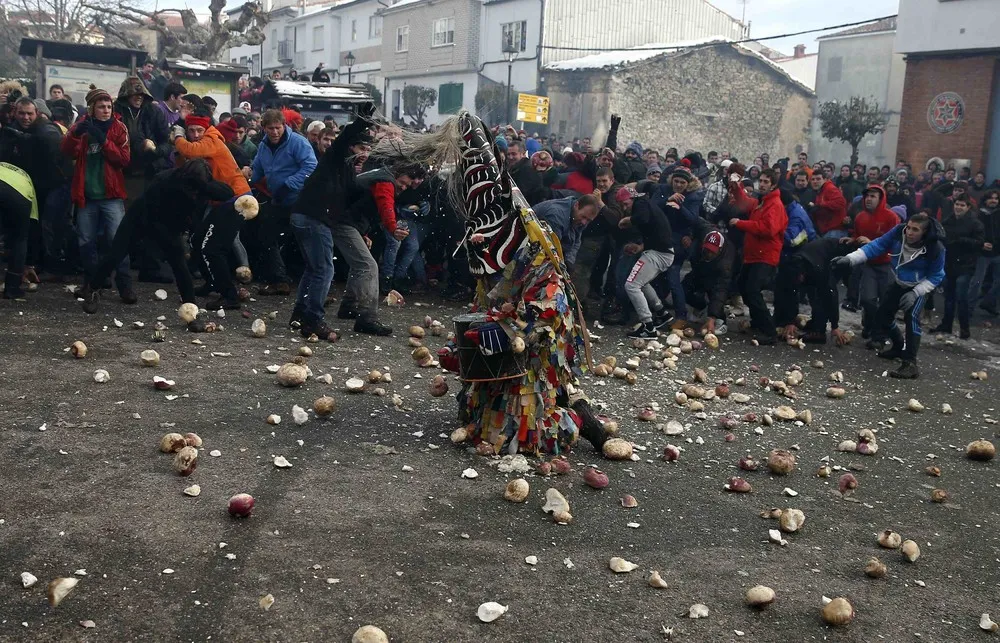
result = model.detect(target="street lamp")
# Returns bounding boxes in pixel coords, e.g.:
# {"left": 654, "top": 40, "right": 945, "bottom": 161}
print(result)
{"left": 345, "top": 51, "right": 356, "bottom": 84}
{"left": 502, "top": 38, "right": 519, "bottom": 124}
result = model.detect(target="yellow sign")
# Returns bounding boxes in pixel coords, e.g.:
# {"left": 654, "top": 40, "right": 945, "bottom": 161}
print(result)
{"left": 516, "top": 93, "right": 549, "bottom": 124}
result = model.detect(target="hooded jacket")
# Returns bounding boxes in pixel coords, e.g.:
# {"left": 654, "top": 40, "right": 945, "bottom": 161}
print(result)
{"left": 650, "top": 175, "right": 705, "bottom": 242}
{"left": 341, "top": 167, "right": 400, "bottom": 236}
{"left": 250, "top": 128, "right": 317, "bottom": 206}
{"left": 628, "top": 195, "right": 673, "bottom": 254}
{"left": 174, "top": 127, "right": 251, "bottom": 197}
{"left": 114, "top": 77, "right": 171, "bottom": 177}
{"left": 848, "top": 223, "right": 946, "bottom": 296}
{"left": 811, "top": 179, "right": 848, "bottom": 235}
{"left": 508, "top": 157, "right": 549, "bottom": 205}
{"left": 293, "top": 116, "right": 369, "bottom": 228}
{"left": 61, "top": 114, "right": 131, "bottom": 207}
{"left": 852, "top": 186, "right": 900, "bottom": 265}
{"left": 730, "top": 186, "right": 788, "bottom": 266}
{"left": 941, "top": 208, "right": 985, "bottom": 274}
{"left": 783, "top": 200, "right": 817, "bottom": 254}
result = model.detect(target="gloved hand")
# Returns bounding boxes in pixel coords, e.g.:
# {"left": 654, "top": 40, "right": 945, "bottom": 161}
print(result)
{"left": 358, "top": 101, "right": 377, "bottom": 120}
{"left": 899, "top": 290, "right": 918, "bottom": 311}
{"left": 476, "top": 322, "right": 510, "bottom": 356}
{"left": 829, "top": 256, "right": 852, "bottom": 276}
{"left": 170, "top": 124, "right": 186, "bottom": 141}
{"left": 84, "top": 120, "right": 106, "bottom": 144}
{"left": 610, "top": 114, "right": 621, "bottom": 130}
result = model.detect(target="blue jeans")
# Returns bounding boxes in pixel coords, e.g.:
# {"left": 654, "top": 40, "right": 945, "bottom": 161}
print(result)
{"left": 970, "top": 255, "right": 1000, "bottom": 312}
{"left": 77, "top": 198, "right": 129, "bottom": 288}
{"left": 381, "top": 217, "right": 427, "bottom": 283}
{"left": 290, "top": 212, "right": 334, "bottom": 325}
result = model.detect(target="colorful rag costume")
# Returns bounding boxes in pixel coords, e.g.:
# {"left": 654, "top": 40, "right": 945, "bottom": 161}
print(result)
{"left": 375, "top": 112, "right": 605, "bottom": 455}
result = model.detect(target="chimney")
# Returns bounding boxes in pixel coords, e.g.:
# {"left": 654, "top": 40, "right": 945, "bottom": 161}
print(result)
{"left": 793, "top": 44, "right": 806, "bottom": 59}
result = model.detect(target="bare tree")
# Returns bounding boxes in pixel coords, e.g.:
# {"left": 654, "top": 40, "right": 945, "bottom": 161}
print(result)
{"left": 817, "top": 96, "right": 889, "bottom": 168}
{"left": 0, "top": 0, "right": 102, "bottom": 75}
{"left": 83, "top": 0, "right": 267, "bottom": 61}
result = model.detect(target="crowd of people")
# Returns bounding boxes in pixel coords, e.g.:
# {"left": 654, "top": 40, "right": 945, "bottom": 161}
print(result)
{"left": 0, "top": 71, "right": 997, "bottom": 379}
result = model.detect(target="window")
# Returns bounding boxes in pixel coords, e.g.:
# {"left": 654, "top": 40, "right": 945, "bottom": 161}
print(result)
{"left": 369, "top": 15, "right": 382, "bottom": 39}
{"left": 271, "top": 28, "right": 277, "bottom": 50}
{"left": 501, "top": 20, "right": 527, "bottom": 52}
{"left": 312, "top": 25, "right": 324, "bottom": 51}
{"left": 396, "top": 25, "right": 409, "bottom": 52}
{"left": 351, "top": 19, "right": 357, "bottom": 42}
{"left": 439, "top": 82, "right": 463, "bottom": 114}
{"left": 828, "top": 56, "right": 842, "bottom": 82}
{"left": 432, "top": 17, "right": 455, "bottom": 47}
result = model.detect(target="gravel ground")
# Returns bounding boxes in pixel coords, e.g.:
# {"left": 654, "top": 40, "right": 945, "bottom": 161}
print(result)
{"left": 1, "top": 283, "right": 999, "bottom": 642}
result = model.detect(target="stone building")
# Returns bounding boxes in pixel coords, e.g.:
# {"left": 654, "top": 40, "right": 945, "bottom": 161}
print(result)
{"left": 543, "top": 39, "right": 815, "bottom": 161}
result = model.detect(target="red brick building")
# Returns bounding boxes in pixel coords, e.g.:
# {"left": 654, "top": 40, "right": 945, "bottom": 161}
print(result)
{"left": 895, "top": 0, "right": 1000, "bottom": 180}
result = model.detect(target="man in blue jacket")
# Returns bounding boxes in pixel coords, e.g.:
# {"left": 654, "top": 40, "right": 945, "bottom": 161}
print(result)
{"left": 250, "top": 109, "right": 317, "bottom": 295}
{"left": 831, "top": 212, "right": 945, "bottom": 379}
{"left": 533, "top": 194, "right": 601, "bottom": 268}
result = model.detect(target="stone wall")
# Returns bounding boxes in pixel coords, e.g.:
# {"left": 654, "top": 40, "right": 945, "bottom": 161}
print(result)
{"left": 547, "top": 45, "right": 814, "bottom": 161}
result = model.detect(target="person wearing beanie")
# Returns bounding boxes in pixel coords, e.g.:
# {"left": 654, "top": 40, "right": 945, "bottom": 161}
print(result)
{"left": 615, "top": 185, "right": 676, "bottom": 338}
{"left": 728, "top": 168, "right": 788, "bottom": 345}
{"left": 248, "top": 108, "right": 316, "bottom": 296}
{"left": 61, "top": 85, "right": 135, "bottom": 305}
{"left": 171, "top": 107, "right": 253, "bottom": 310}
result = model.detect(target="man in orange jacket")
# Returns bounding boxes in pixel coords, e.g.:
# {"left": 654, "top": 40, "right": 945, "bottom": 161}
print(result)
{"left": 171, "top": 109, "right": 254, "bottom": 309}
{"left": 729, "top": 167, "right": 788, "bottom": 344}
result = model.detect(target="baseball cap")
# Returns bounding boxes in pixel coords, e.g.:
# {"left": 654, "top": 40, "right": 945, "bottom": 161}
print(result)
{"left": 616, "top": 186, "right": 640, "bottom": 202}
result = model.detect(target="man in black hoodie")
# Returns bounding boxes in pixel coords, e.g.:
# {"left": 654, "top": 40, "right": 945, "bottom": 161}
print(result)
{"left": 930, "top": 194, "right": 984, "bottom": 339}
{"left": 775, "top": 236, "right": 854, "bottom": 344}
{"left": 615, "top": 186, "right": 675, "bottom": 339}
{"left": 289, "top": 102, "right": 376, "bottom": 340}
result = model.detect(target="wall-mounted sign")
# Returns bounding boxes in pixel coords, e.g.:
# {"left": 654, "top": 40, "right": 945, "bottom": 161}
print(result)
{"left": 927, "top": 92, "right": 964, "bottom": 134}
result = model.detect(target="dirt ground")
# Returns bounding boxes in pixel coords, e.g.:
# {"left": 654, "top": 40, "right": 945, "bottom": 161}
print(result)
{"left": 1, "top": 284, "right": 999, "bottom": 642}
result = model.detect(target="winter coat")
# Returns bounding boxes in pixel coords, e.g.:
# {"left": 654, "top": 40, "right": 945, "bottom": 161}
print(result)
{"left": 854, "top": 223, "right": 946, "bottom": 296}
{"left": 852, "top": 186, "right": 900, "bottom": 265}
{"left": 114, "top": 82, "right": 171, "bottom": 177}
{"left": 688, "top": 218, "right": 735, "bottom": 320}
{"left": 535, "top": 196, "right": 585, "bottom": 264}
{"left": 250, "top": 129, "right": 317, "bottom": 206}
{"left": 941, "top": 211, "right": 985, "bottom": 275}
{"left": 131, "top": 166, "right": 235, "bottom": 234}
{"left": 0, "top": 115, "right": 70, "bottom": 197}
{"left": 650, "top": 176, "right": 705, "bottom": 242}
{"left": 811, "top": 180, "right": 848, "bottom": 235}
{"left": 731, "top": 188, "right": 788, "bottom": 267}
{"left": 293, "top": 117, "right": 368, "bottom": 228}
{"left": 174, "top": 127, "right": 251, "bottom": 197}
{"left": 61, "top": 114, "right": 131, "bottom": 207}
{"left": 792, "top": 186, "right": 816, "bottom": 211}
{"left": 508, "top": 157, "right": 549, "bottom": 205}
{"left": 783, "top": 200, "right": 817, "bottom": 253}
{"left": 628, "top": 195, "right": 673, "bottom": 254}
{"left": 980, "top": 206, "right": 998, "bottom": 257}
{"left": 552, "top": 169, "right": 594, "bottom": 196}
{"left": 341, "top": 167, "right": 400, "bottom": 236}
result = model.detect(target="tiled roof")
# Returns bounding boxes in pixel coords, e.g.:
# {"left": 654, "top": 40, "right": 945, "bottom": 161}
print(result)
{"left": 817, "top": 16, "right": 897, "bottom": 40}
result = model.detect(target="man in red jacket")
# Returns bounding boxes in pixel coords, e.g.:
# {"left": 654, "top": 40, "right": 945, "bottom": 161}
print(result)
{"left": 809, "top": 173, "right": 849, "bottom": 238}
{"left": 851, "top": 185, "right": 900, "bottom": 345}
{"left": 61, "top": 85, "right": 134, "bottom": 304}
{"left": 729, "top": 168, "right": 788, "bottom": 344}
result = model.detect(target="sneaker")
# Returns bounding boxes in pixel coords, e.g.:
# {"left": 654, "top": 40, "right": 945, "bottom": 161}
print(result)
{"left": 337, "top": 305, "right": 360, "bottom": 320}
{"left": 301, "top": 322, "right": 339, "bottom": 342}
{"left": 80, "top": 285, "right": 99, "bottom": 314}
{"left": 119, "top": 285, "right": 138, "bottom": 305}
{"left": 959, "top": 328, "right": 971, "bottom": 340}
{"left": 205, "top": 295, "right": 242, "bottom": 310}
{"left": 864, "top": 338, "right": 885, "bottom": 351}
{"left": 627, "top": 322, "right": 658, "bottom": 339}
{"left": 355, "top": 317, "right": 392, "bottom": 336}
{"left": 653, "top": 312, "right": 676, "bottom": 330}
{"left": 713, "top": 320, "right": 728, "bottom": 336}
{"left": 890, "top": 360, "right": 920, "bottom": 379}
{"left": 289, "top": 306, "right": 304, "bottom": 330}
{"left": 878, "top": 346, "right": 903, "bottom": 360}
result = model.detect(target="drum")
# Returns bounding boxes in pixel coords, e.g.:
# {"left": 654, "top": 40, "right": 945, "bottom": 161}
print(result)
{"left": 453, "top": 313, "right": 527, "bottom": 382}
